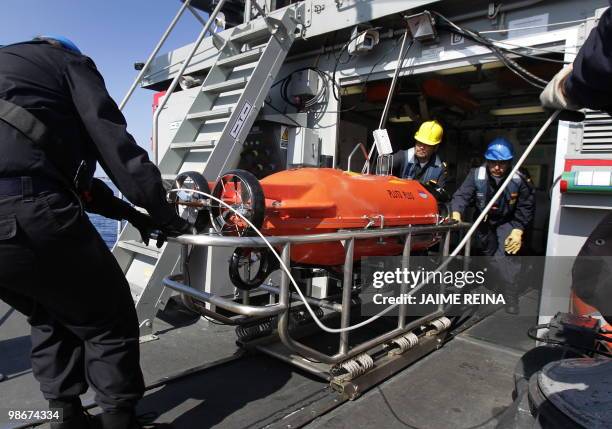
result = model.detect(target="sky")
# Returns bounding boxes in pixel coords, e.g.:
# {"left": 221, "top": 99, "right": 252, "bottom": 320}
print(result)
{"left": 3, "top": 0, "right": 207, "bottom": 163}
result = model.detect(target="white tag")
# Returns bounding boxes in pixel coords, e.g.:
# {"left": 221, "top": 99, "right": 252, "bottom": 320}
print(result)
{"left": 576, "top": 171, "right": 594, "bottom": 186}
{"left": 508, "top": 14, "right": 549, "bottom": 38}
{"left": 373, "top": 129, "right": 393, "bottom": 155}
{"left": 477, "top": 166, "right": 486, "bottom": 181}
{"left": 592, "top": 171, "right": 611, "bottom": 186}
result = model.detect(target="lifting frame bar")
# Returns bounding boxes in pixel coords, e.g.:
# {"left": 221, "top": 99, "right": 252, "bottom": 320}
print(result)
{"left": 163, "top": 221, "right": 472, "bottom": 366}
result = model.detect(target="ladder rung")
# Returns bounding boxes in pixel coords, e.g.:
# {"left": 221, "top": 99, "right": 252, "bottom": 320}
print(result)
{"left": 217, "top": 46, "right": 265, "bottom": 68}
{"left": 230, "top": 24, "right": 270, "bottom": 43}
{"left": 117, "top": 240, "right": 161, "bottom": 258}
{"left": 187, "top": 107, "right": 233, "bottom": 121}
{"left": 130, "top": 283, "right": 143, "bottom": 302}
{"left": 170, "top": 141, "right": 216, "bottom": 150}
{"left": 202, "top": 78, "right": 248, "bottom": 93}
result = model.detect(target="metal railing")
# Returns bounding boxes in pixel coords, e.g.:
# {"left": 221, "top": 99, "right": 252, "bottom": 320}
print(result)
{"left": 152, "top": 0, "right": 230, "bottom": 164}
{"left": 163, "top": 221, "right": 472, "bottom": 364}
{"left": 118, "top": 0, "right": 194, "bottom": 111}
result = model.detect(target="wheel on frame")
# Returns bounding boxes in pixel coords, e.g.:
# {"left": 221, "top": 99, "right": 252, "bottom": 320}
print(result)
{"left": 228, "top": 247, "right": 275, "bottom": 290}
{"left": 210, "top": 169, "right": 265, "bottom": 236}
{"left": 169, "top": 171, "right": 211, "bottom": 233}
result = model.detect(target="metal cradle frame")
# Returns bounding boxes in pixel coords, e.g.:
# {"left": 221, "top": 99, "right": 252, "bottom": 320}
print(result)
{"left": 163, "top": 221, "right": 472, "bottom": 398}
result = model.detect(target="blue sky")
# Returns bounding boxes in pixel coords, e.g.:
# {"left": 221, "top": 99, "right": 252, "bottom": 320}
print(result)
{"left": 3, "top": 0, "right": 206, "bottom": 160}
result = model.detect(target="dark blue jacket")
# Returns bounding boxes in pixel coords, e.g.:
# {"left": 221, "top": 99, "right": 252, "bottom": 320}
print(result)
{"left": 0, "top": 41, "right": 174, "bottom": 224}
{"left": 565, "top": 1, "right": 612, "bottom": 113}
{"left": 393, "top": 147, "right": 447, "bottom": 188}
{"left": 451, "top": 166, "right": 535, "bottom": 230}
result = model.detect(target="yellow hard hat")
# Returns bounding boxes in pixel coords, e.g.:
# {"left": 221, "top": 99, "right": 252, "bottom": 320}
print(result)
{"left": 414, "top": 120, "right": 443, "bottom": 146}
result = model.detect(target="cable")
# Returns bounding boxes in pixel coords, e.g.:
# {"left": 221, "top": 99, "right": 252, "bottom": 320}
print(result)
{"left": 168, "top": 111, "right": 560, "bottom": 334}
{"left": 527, "top": 325, "right": 612, "bottom": 358}
{"left": 330, "top": 27, "right": 384, "bottom": 101}
{"left": 433, "top": 12, "right": 551, "bottom": 89}
{"left": 263, "top": 98, "right": 302, "bottom": 127}
{"left": 492, "top": 40, "right": 581, "bottom": 57}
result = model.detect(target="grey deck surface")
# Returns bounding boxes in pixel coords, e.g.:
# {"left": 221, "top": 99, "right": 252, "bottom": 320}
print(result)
{"left": 1, "top": 292, "right": 538, "bottom": 429}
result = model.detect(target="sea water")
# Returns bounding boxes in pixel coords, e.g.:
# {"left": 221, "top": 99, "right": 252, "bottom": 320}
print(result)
{"left": 89, "top": 178, "right": 120, "bottom": 248}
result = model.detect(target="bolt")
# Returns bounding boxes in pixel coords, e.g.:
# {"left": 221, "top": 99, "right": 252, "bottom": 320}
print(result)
{"left": 145, "top": 321, "right": 152, "bottom": 328}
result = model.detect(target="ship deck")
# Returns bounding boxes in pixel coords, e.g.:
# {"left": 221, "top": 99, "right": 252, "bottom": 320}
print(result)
{"left": 0, "top": 291, "right": 540, "bottom": 429}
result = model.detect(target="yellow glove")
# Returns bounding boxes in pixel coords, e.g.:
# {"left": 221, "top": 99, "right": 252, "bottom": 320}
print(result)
{"left": 504, "top": 229, "right": 523, "bottom": 255}
{"left": 451, "top": 212, "right": 462, "bottom": 222}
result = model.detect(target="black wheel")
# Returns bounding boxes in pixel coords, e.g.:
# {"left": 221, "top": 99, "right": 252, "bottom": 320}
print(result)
{"left": 422, "top": 180, "right": 450, "bottom": 203}
{"left": 170, "top": 171, "right": 211, "bottom": 233}
{"left": 229, "top": 247, "right": 275, "bottom": 290}
{"left": 210, "top": 169, "right": 265, "bottom": 236}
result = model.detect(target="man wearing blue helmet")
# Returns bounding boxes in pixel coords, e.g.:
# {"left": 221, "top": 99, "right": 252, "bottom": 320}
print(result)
{"left": 450, "top": 137, "right": 535, "bottom": 314}
{"left": 0, "top": 36, "right": 192, "bottom": 428}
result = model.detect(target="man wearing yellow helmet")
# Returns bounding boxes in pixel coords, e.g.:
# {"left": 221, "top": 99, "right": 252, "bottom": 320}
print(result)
{"left": 393, "top": 120, "right": 447, "bottom": 189}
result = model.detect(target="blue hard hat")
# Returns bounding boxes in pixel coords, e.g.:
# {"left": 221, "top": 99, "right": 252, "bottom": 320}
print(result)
{"left": 485, "top": 137, "right": 514, "bottom": 161}
{"left": 38, "top": 35, "right": 81, "bottom": 54}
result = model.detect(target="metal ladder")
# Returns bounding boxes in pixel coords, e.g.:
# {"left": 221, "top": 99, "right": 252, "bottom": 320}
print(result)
{"left": 113, "top": 3, "right": 299, "bottom": 340}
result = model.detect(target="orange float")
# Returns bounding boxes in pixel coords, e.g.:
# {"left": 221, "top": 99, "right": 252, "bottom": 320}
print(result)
{"left": 173, "top": 168, "right": 445, "bottom": 289}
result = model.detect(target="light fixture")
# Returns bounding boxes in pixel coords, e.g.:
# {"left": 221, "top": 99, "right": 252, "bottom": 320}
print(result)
{"left": 490, "top": 106, "right": 545, "bottom": 116}
{"left": 435, "top": 61, "right": 504, "bottom": 76}
{"left": 405, "top": 11, "right": 437, "bottom": 42}
{"left": 341, "top": 85, "right": 365, "bottom": 96}
{"left": 389, "top": 115, "right": 413, "bottom": 123}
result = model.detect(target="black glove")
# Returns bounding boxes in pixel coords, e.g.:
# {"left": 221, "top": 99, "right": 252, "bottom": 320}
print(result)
{"left": 156, "top": 215, "right": 194, "bottom": 248}
{"left": 125, "top": 209, "right": 156, "bottom": 246}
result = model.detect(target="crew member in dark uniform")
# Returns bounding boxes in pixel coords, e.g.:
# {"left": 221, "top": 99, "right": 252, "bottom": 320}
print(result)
{"left": 450, "top": 138, "right": 535, "bottom": 314}
{"left": 0, "top": 36, "right": 190, "bottom": 429}
{"left": 393, "top": 120, "right": 448, "bottom": 190}
{"left": 541, "top": 1, "right": 612, "bottom": 323}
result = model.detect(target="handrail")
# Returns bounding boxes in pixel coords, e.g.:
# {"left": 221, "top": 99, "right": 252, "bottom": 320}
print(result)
{"left": 347, "top": 142, "right": 369, "bottom": 173}
{"left": 119, "top": 0, "right": 193, "bottom": 111}
{"left": 167, "top": 221, "right": 469, "bottom": 248}
{"left": 164, "top": 274, "right": 287, "bottom": 317}
{"left": 152, "top": 0, "right": 229, "bottom": 164}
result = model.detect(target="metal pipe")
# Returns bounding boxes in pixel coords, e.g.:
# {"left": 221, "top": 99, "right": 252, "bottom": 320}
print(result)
{"left": 244, "top": 0, "right": 252, "bottom": 23}
{"left": 188, "top": 5, "right": 208, "bottom": 26}
{"left": 170, "top": 222, "right": 469, "bottom": 248}
{"left": 398, "top": 233, "right": 412, "bottom": 329}
{"left": 152, "top": 0, "right": 229, "bottom": 164}
{"left": 331, "top": 310, "right": 444, "bottom": 360}
{"left": 339, "top": 238, "right": 355, "bottom": 356}
{"left": 163, "top": 274, "right": 286, "bottom": 317}
{"left": 258, "top": 284, "right": 343, "bottom": 312}
{"left": 347, "top": 143, "right": 368, "bottom": 173}
{"left": 181, "top": 244, "right": 189, "bottom": 283}
{"left": 463, "top": 230, "right": 471, "bottom": 272}
{"left": 365, "top": 26, "right": 410, "bottom": 174}
{"left": 242, "top": 290, "right": 250, "bottom": 305}
{"left": 277, "top": 244, "right": 340, "bottom": 364}
{"left": 378, "top": 27, "right": 410, "bottom": 130}
{"left": 119, "top": 0, "right": 192, "bottom": 110}
{"left": 438, "top": 230, "right": 451, "bottom": 311}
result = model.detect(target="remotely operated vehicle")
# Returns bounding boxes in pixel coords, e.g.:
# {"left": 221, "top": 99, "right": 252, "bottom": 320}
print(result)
{"left": 170, "top": 167, "right": 447, "bottom": 290}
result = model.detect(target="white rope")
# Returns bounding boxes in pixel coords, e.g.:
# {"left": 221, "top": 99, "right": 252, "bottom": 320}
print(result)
{"left": 168, "top": 109, "right": 560, "bottom": 334}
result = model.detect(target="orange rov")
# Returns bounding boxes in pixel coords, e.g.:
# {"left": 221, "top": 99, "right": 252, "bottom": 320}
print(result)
{"left": 173, "top": 168, "right": 446, "bottom": 289}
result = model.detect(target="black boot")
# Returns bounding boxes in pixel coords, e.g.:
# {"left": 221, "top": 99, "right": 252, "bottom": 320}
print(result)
{"left": 99, "top": 409, "right": 141, "bottom": 429}
{"left": 49, "top": 398, "right": 92, "bottom": 429}
{"left": 505, "top": 294, "right": 520, "bottom": 315}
